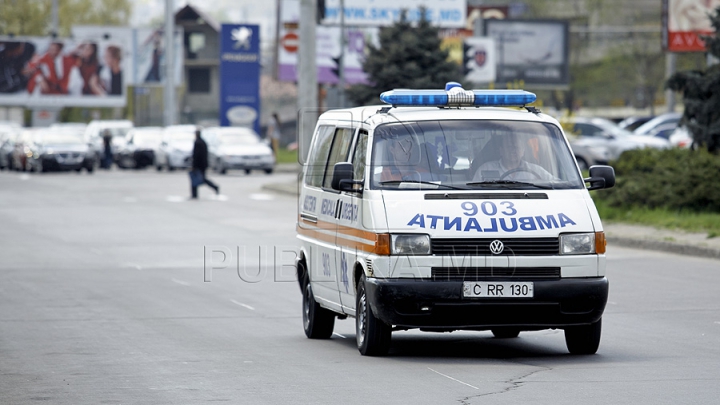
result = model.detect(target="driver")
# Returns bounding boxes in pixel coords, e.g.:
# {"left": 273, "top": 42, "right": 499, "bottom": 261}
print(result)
{"left": 472, "top": 135, "right": 553, "bottom": 181}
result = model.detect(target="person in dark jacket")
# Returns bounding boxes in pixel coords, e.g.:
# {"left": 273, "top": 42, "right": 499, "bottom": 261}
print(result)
{"left": 102, "top": 129, "right": 113, "bottom": 169}
{"left": 190, "top": 129, "right": 219, "bottom": 199}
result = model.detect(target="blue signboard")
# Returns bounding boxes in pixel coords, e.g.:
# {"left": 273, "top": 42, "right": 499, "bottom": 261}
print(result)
{"left": 219, "top": 24, "right": 260, "bottom": 134}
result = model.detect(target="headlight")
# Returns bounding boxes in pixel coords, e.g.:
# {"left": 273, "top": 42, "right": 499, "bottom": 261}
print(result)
{"left": 588, "top": 146, "right": 609, "bottom": 160}
{"left": 559, "top": 233, "right": 596, "bottom": 255}
{"left": 391, "top": 234, "right": 430, "bottom": 255}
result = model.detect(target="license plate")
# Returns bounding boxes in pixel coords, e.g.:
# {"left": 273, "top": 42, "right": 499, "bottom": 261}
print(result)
{"left": 462, "top": 282, "right": 534, "bottom": 298}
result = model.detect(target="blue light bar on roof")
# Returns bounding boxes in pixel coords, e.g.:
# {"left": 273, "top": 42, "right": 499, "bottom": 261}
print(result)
{"left": 379, "top": 85, "right": 536, "bottom": 107}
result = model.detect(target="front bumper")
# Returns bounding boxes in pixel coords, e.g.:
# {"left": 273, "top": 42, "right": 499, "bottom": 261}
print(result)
{"left": 41, "top": 155, "right": 93, "bottom": 170}
{"left": 365, "top": 277, "right": 608, "bottom": 330}
{"left": 220, "top": 157, "right": 274, "bottom": 170}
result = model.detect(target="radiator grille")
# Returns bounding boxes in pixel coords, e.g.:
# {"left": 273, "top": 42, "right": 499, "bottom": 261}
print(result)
{"left": 431, "top": 237, "right": 558, "bottom": 256}
{"left": 432, "top": 267, "right": 560, "bottom": 280}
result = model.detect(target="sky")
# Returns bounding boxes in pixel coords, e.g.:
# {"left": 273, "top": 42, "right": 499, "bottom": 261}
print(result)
{"left": 130, "top": 0, "right": 278, "bottom": 43}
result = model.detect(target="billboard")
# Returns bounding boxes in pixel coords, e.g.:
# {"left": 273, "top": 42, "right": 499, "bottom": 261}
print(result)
{"left": 484, "top": 19, "right": 569, "bottom": 88}
{"left": 278, "top": 0, "right": 378, "bottom": 84}
{"left": 0, "top": 36, "right": 130, "bottom": 107}
{"left": 663, "top": 0, "right": 720, "bottom": 52}
{"left": 321, "top": 0, "right": 466, "bottom": 28}
{"left": 464, "top": 37, "right": 496, "bottom": 83}
{"left": 220, "top": 24, "right": 261, "bottom": 133}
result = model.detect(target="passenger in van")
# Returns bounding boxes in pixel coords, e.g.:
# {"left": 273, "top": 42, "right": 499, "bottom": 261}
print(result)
{"left": 472, "top": 135, "right": 553, "bottom": 182}
{"left": 380, "top": 133, "right": 432, "bottom": 182}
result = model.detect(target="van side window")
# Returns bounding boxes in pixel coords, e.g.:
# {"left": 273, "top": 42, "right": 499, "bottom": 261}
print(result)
{"left": 352, "top": 130, "right": 368, "bottom": 182}
{"left": 305, "top": 125, "right": 335, "bottom": 187}
{"left": 322, "top": 128, "right": 354, "bottom": 189}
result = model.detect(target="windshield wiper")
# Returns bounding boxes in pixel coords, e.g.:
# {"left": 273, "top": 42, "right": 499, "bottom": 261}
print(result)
{"left": 379, "top": 180, "right": 463, "bottom": 190}
{"left": 465, "top": 180, "right": 552, "bottom": 189}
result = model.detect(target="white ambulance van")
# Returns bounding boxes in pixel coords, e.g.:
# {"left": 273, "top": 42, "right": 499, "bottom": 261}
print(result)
{"left": 296, "top": 84, "right": 615, "bottom": 356}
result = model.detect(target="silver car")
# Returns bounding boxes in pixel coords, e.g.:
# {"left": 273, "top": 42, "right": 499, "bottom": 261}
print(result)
{"left": 569, "top": 117, "right": 669, "bottom": 162}
{"left": 205, "top": 127, "right": 275, "bottom": 175}
{"left": 156, "top": 125, "right": 197, "bottom": 171}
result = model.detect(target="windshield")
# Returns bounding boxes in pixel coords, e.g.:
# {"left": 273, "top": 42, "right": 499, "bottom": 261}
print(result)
{"left": 99, "top": 127, "right": 130, "bottom": 138}
{"left": 594, "top": 119, "right": 634, "bottom": 137}
{"left": 219, "top": 133, "right": 259, "bottom": 145}
{"left": 43, "top": 132, "right": 84, "bottom": 144}
{"left": 132, "top": 130, "right": 162, "bottom": 145}
{"left": 167, "top": 131, "right": 195, "bottom": 141}
{"left": 370, "top": 120, "right": 584, "bottom": 190}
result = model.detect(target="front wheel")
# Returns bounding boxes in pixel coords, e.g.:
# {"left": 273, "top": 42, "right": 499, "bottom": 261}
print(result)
{"left": 301, "top": 265, "right": 335, "bottom": 339}
{"left": 356, "top": 275, "right": 391, "bottom": 356}
{"left": 565, "top": 318, "right": 602, "bottom": 355}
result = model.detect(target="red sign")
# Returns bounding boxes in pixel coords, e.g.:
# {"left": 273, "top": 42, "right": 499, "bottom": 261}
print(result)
{"left": 668, "top": 31, "right": 710, "bottom": 52}
{"left": 281, "top": 32, "right": 299, "bottom": 53}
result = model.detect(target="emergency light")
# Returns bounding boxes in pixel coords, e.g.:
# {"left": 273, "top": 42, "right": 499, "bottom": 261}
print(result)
{"left": 379, "top": 82, "right": 537, "bottom": 107}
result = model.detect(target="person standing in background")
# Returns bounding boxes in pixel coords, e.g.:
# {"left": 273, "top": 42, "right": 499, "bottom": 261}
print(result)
{"left": 190, "top": 129, "right": 219, "bottom": 199}
{"left": 267, "top": 112, "right": 281, "bottom": 156}
{"left": 102, "top": 129, "right": 113, "bottom": 169}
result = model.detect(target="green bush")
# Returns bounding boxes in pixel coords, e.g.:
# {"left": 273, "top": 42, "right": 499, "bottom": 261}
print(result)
{"left": 596, "top": 148, "right": 720, "bottom": 212}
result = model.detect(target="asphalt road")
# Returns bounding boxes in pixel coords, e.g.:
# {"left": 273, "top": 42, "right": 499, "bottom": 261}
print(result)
{"left": 1, "top": 168, "right": 719, "bottom": 404}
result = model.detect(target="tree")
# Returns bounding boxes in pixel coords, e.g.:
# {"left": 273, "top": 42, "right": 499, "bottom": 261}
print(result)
{"left": 667, "top": 7, "right": 720, "bottom": 153}
{"left": 0, "top": 0, "right": 131, "bottom": 37}
{"left": 346, "top": 8, "right": 461, "bottom": 106}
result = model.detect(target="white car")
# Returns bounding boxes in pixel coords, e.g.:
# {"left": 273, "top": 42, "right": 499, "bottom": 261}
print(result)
{"left": 669, "top": 126, "right": 692, "bottom": 149}
{"left": 570, "top": 117, "right": 669, "bottom": 161}
{"left": 116, "top": 127, "right": 164, "bottom": 169}
{"left": 83, "top": 120, "right": 133, "bottom": 164}
{"left": 156, "top": 125, "right": 197, "bottom": 171}
{"left": 205, "top": 127, "right": 275, "bottom": 174}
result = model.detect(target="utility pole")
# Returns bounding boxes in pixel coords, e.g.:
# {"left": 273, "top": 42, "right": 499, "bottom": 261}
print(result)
{"left": 298, "top": 0, "right": 318, "bottom": 162}
{"left": 164, "top": 0, "right": 176, "bottom": 126}
{"left": 665, "top": 52, "right": 676, "bottom": 113}
{"left": 337, "top": 0, "right": 345, "bottom": 108}
{"left": 51, "top": 0, "right": 59, "bottom": 37}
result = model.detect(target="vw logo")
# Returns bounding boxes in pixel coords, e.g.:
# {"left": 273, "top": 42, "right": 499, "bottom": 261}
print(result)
{"left": 489, "top": 240, "right": 504, "bottom": 255}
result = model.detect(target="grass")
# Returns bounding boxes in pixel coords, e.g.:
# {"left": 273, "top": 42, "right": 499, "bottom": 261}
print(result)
{"left": 275, "top": 148, "right": 298, "bottom": 164}
{"left": 593, "top": 198, "right": 720, "bottom": 236}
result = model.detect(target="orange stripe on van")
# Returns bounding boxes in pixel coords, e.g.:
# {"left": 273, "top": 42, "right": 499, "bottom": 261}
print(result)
{"left": 297, "top": 221, "right": 390, "bottom": 255}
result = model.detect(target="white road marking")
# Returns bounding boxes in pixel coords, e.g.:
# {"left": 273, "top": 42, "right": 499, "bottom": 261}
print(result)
{"left": 166, "top": 195, "right": 185, "bottom": 202}
{"left": 250, "top": 193, "right": 274, "bottom": 201}
{"left": 231, "top": 299, "right": 255, "bottom": 310}
{"left": 714, "top": 321, "right": 720, "bottom": 325}
{"left": 427, "top": 367, "right": 479, "bottom": 390}
{"left": 123, "top": 197, "right": 138, "bottom": 203}
{"left": 19, "top": 174, "right": 30, "bottom": 181}
{"left": 171, "top": 278, "right": 191, "bottom": 286}
{"left": 332, "top": 333, "right": 346, "bottom": 339}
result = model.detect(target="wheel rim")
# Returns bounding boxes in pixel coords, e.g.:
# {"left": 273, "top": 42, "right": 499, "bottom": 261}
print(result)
{"left": 303, "top": 283, "right": 312, "bottom": 331}
{"left": 356, "top": 291, "right": 367, "bottom": 347}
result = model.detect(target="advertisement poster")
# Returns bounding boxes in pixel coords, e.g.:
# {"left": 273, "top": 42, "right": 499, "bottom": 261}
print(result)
{"left": 219, "top": 24, "right": 260, "bottom": 133}
{"left": 0, "top": 36, "right": 129, "bottom": 107}
{"left": 321, "top": 0, "right": 466, "bottom": 28}
{"left": 664, "top": 0, "right": 720, "bottom": 52}
{"left": 278, "top": 0, "right": 378, "bottom": 84}
{"left": 484, "top": 19, "right": 569, "bottom": 88}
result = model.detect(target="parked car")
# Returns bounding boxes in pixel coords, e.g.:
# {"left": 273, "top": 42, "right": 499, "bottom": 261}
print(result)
{"left": 116, "top": 127, "right": 163, "bottom": 169}
{"left": 205, "top": 127, "right": 275, "bottom": 174}
{"left": 567, "top": 138, "right": 611, "bottom": 171}
{"left": 83, "top": 120, "right": 133, "bottom": 164}
{"left": 617, "top": 116, "right": 654, "bottom": 132}
{"left": 569, "top": 117, "right": 669, "bottom": 161}
{"left": 30, "top": 127, "right": 95, "bottom": 172}
{"left": 669, "top": 126, "right": 692, "bottom": 149}
{"left": 0, "top": 124, "right": 20, "bottom": 170}
{"left": 156, "top": 125, "right": 197, "bottom": 171}
{"left": 633, "top": 112, "right": 681, "bottom": 138}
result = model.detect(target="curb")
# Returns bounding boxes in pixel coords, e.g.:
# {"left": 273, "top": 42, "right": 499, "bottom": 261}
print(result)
{"left": 607, "top": 236, "right": 720, "bottom": 260}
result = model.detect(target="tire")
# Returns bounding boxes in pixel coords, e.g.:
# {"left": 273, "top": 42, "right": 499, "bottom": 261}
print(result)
{"left": 491, "top": 328, "right": 520, "bottom": 339}
{"left": 264, "top": 168, "right": 273, "bottom": 174}
{"left": 156, "top": 165, "right": 162, "bottom": 171}
{"left": 168, "top": 164, "right": 176, "bottom": 172}
{"left": 244, "top": 169, "right": 251, "bottom": 175}
{"left": 301, "top": 262, "right": 335, "bottom": 339}
{"left": 565, "top": 318, "right": 602, "bottom": 355}
{"left": 220, "top": 167, "right": 227, "bottom": 175}
{"left": 86, "top": 166, "right": 94, "bottom": 174}
{"left": 356, "top": 275, "right": 391, "bottom": 356}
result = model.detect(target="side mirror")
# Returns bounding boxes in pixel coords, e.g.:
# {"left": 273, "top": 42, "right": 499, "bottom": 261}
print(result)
{"left": 584, "top": 165, "right": 615, "bottom": 190}
{"left": 331, "top": 162, "right": 362, "bottom": 192}
{"left": 602, "top": 132, "right": 615, "bottom": 140}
